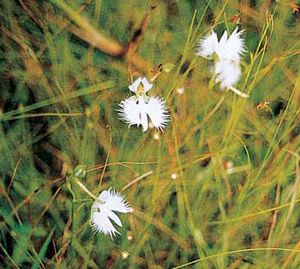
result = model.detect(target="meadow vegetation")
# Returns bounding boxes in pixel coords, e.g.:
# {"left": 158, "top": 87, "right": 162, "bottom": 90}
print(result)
{"left": 0, "top": 0, "right": 299, "bottom": 268}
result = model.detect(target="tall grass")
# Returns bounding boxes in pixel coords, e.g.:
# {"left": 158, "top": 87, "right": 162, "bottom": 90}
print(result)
{"left": 0, "top": 0, "right": 299, "bottom": 268}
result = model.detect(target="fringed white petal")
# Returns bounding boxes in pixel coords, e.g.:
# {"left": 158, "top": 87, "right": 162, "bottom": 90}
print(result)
{"left": 91, "top": 189, "right": 132, "bottom": 239}
{"left": 196, "top": 30, "right": 218, "bottom": 58}
{"left": 119, "top": 96, "right": 169, "bottom": 132}
{"left": 146, "top": 97, "right": 169, "bottom": 131}
{"left": 118, "top": 96, "right": 145, "bottom": 127}
{"left": 216, "top": 27, "right": 245, "bottom": 61}
{"left": 197, "top": 27, "right": 245, "bottom": 62}
{"left": 100, "top": 188, "right": 133, "bottom": 214}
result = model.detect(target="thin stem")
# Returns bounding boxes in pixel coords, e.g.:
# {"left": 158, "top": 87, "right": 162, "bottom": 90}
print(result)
{"left": 122, "top": 170, "right": 153, "bottom": 191}
{"left": 173, "top": 247, "right": 300, "bottom": 269}
{"left": 208, "top": 198, "right": 300, "bottom": 225}
{"left": 75, "top": 179, "right": 98, "bottom": 200}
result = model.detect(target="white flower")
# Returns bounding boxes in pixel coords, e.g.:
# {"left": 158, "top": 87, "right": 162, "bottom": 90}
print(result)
{"left": 197, "top": 27, "right": 245, "bottom": 61}
{"left": 197, "top": 27, "right": 248, "bottom": 98}
{"left": 119, "top": 77, "right": 169, "bottom": 132}
{"left": 214, "top": 59, "right": 248, "bottom": 97}
{"left": 196, "top": 30, "right": 218, "bottom": 58}
{"left": 215, "top": 59, "right": 241, "bottom": 90}
{"left": 91, "top": 188, "right": 133, "bottom": 238}
{"left": 145, "top": 97, "right": 169, "bottom": 130}
{"left": 216, "top": 27, "right": 245, "bottom": 61}
{"left": 119, "top": 96, "right": 169, "bottom": 132}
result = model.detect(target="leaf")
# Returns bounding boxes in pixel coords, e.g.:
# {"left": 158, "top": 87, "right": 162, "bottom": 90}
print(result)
{"left": 31, "top": 228, "right": 55, "bottom": 269}
{"left": 12, "top": 224, "right": 31, "bottom": 265}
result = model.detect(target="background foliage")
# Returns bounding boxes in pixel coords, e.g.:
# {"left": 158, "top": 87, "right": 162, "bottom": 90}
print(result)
{"left": 0, "top": 0, "right": 299, "bottom": 268}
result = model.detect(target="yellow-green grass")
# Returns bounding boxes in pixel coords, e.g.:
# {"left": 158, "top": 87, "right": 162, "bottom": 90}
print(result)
{"left": 0, "top": 0, "right": 299, "bottom": 268}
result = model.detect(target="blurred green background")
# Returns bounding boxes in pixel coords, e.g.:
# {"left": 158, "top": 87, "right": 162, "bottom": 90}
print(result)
{"left": 0, "top": 0, "right": 299, "bottom": 268}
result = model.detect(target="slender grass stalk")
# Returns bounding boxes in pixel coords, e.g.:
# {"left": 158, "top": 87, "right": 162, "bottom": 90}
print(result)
{"left": 173, "top": 247, "right": 300, "bottom": 269}
{"left": 0, "top": 81, "right": 115, "bottom": 121}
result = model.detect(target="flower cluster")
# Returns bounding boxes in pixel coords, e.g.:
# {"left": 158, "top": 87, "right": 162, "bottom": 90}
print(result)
{"left": 197, "top": 27, "right": 248, "bottom": 98}
{"left": 84, "top": 26, "right": 251, "bottom": 240}
{"left": 119, "top": 77, "right": 169, "bottom": 132}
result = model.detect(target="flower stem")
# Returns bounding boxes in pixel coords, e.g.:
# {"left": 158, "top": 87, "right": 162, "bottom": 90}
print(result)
{"left": 150, "top": 71, "right": 162, "bottom": 82}
{"left": 75, "top": 178, "right": 98, "bottom": 200}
